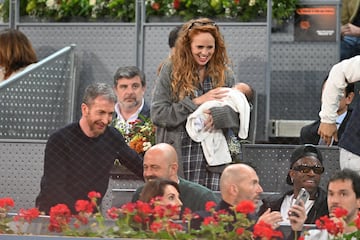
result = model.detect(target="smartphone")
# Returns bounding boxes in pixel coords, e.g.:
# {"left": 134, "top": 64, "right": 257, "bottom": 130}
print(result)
{"left": 294, "top": 188, "right": 310, "bottom": 206}
{"left": 290, "top": 188, "right": 309, "bottom": 217}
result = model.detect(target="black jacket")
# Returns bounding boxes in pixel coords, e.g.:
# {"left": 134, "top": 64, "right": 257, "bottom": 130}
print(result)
{"left": 259, "top": 187, "right": 329, "bottom": 224}
{"left": 299, "top": 109, "right": 352, "bottom": 145}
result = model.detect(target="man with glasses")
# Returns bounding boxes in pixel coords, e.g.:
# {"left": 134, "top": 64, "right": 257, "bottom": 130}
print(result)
{"left": 259, "top": 145, "right": 329, "bottom": 225}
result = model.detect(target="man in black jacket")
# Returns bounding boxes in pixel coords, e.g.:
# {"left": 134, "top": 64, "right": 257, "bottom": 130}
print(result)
{"left": 259, "top": 145, "right": 329, "bottom": 225}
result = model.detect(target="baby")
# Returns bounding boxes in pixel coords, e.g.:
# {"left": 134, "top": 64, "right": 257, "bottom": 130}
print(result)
{"left": 234, "top": 82, "right": 254, "bottom": 105}
{"left": 192, "top": 82, "right": 254, "bottom": 131}
{"left": 186, "top": 82, "right": 254, "bottom": 166}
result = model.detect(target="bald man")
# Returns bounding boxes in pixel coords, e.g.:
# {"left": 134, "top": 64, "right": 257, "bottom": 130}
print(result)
{"left": 219, "top": 163, "right": 263, "bottom": 207}
{"left": 131, "top": 143, "right": 220, "bottom": 213}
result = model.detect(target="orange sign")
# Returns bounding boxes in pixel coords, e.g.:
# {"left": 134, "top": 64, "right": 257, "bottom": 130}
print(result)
{"left": 296, "top": 7, "right": 335, "bottom": 15}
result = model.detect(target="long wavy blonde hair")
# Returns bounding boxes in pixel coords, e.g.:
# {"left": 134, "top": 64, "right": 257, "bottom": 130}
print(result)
{"left": 170, "top": 18, "right": 230, "bottom": 101}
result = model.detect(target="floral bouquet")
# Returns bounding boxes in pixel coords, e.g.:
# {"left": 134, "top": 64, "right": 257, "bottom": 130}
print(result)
{"left": 114, "top": 114, "right": 155, "bottom": 154}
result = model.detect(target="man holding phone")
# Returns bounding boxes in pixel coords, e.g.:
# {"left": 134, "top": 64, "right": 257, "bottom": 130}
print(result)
{"left": 259, "top": 145, "right": 329, "bottom": 224}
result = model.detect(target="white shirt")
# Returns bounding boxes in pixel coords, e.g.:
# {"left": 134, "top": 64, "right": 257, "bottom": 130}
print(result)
{"left": 279, "top": 194, "right": 314, "bottom": 225}
{"left": 320, "top": 55, "right": 360, "bottom": 123}
{"left": 114, "top": 98, "right": 144, "bottom": 133}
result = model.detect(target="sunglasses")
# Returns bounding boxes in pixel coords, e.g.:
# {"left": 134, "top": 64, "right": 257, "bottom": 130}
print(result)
{"left": 188, "top": 21, "right": 217, "bottom": 30}
{"left": 292, "top": 165, "right": 324, "bottom": 174}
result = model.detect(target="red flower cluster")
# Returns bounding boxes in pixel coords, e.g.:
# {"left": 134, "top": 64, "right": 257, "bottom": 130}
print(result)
{"left": 197, "top": 200, "right": 284, "bottom": 239}
{"left": 107, "top": 198, "right": 183, "bottom": 236}
{"left": 253, "top": 221, "right": 284, "bottom": 239}
{"left": 48, "top": 191, "right": 101, "bottom": 233}
{"left": 315, "top": 207, "right": 349, "bottom": 237}
{"left": 235, "top": 200, "right": 256, "bottom": 214}
{"left": 316, "top": 215, "right": 345, "bottom": 236}
{"left": 13, "top": 208, "right": 40, "bottom": 223}
{"left": 48, "top": 204, "right": 72, "bottom": 232}
{"left": 0, "top": 197, "right": 15, "bottom": 209}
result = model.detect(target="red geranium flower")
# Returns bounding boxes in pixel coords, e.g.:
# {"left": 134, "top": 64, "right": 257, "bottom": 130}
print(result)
{"left": 173, "top": 0, "right": 180, "bottom": 9}
{"left": 332, "top": 207, "right": 348, "bottom": 218}
{"left": 354, "top": 212, "right": 360, "bottom": 229}
{"left": 0, "top": 197, "right": 15, "bottom": 208}
{"left": 121, "top": 202, "right": 137, "bottom": 213}
{"left": 236, "top": 227, "right": 245, "bottom": 235}
{"left": 107, "top": 207, "right": 120, "bottom": 219}
{"left": 203, "top": 216, "right": 218, "bottom": 226}
{"left": 48, "top": 204, "right": 72, "bottom": 233}
{"left": 13, "top": 208, "right": 40, "bottom": 223}
{"left": 315, "top": 215, "right": 344, "bottom": 236}
{"left": 235, "top": 200, "right": 256, "bottom": 214}
{"left": 253, "top": 220, "right": 283, "bottom": 239}
{"left": 75, "top": 200, "right": 94, "bottom": 213}
{"left": 205, "top": 201, "right": 217, "bottom": 211}
{"left": 88, "top": 191, "right": 101, "bottom": 200}
{"left": 150, "top": 220, "right": 163, "bottom": 233}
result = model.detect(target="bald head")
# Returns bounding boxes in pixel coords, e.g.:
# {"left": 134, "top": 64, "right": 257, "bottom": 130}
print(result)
{"left": 143, "top": 143, "right": 178, "bottom": 182}
{"left": 220, "top": 164, "right": 253, "bottom": 188}
{"left": 220, "top": 164, "right": 263, "bottom": 206}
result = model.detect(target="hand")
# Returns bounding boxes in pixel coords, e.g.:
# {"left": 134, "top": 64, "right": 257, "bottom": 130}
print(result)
{"left": 258, "top": 208, "right": 283, "bottom": 229}
{"left": 318, "top": 122, "right": 338, "bottom": 146}
{"left": 341, "top": 23, "right": 360, "bottom": 37}
{"left": 192, "top": 87, "right": 229, "bottom": 105}
{"left": 288, "top": 200, "right": 306, "bottom": 231}
{"left": 202, "top": 109, "right": 214, "bottom": 132}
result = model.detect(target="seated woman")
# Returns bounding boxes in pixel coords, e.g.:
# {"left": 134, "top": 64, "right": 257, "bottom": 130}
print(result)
{"left": 0, "top": 28, "right": 37, "bottom": 83}
{"left": 139, "top": 178, "right": 183, "bottom": 219}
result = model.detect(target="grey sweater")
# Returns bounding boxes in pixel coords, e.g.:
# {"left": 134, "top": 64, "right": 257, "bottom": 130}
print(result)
{"left": 151, "top": 60, "right": 239, "bottom": 177}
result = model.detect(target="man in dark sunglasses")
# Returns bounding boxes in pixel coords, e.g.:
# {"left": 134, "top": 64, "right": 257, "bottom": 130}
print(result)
{"left": 259, "top": 145, "right": 329, "bottom": 227}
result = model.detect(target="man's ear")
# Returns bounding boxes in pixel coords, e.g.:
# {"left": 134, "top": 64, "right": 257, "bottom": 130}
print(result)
{"left": 81, "top": 103, "right": 88, "bottom": 115}
{"left": 170, "top": 162, "right": 178, "bottom": 175}
{"left": 289, "top": 170, "right": 295, "bottom": 182}
{"left": 346, "top": 92, "right": 355, "bottom": 105}
{"left": 229, "top": 183, "right": 238, "bottom": 196}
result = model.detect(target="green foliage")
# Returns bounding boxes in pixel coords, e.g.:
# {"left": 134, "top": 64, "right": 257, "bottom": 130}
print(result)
{"left": 0, "top": 0, "right": 298, "bottom": 23}
{"left": 0, "top": 0, "right": 28, "bottom": 22}
{"left": 146, "top": 0, "right": 298, "bottom": 22}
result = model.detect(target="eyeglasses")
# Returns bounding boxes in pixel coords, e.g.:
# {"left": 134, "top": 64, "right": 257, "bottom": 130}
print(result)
{"left": 188, "top": 21, "right": 217, "bottom": 30}
{"left": 292, "top": 165, "right": 324, "bottom": 174}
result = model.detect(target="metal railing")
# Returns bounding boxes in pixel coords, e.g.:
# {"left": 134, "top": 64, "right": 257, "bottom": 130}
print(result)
{"left": 0, "top": 44, "right": 77, "bottom": 140}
